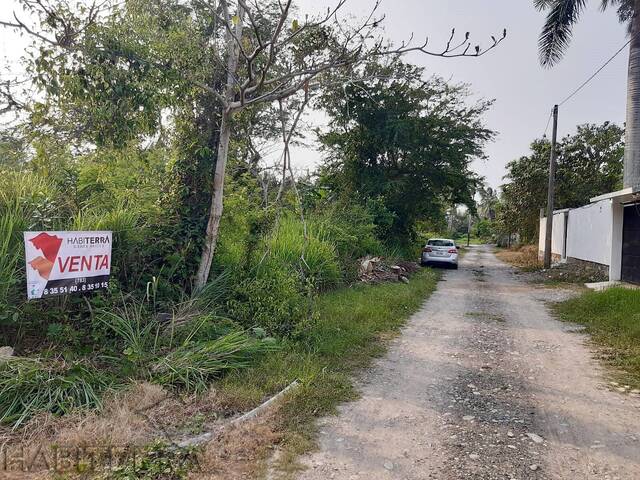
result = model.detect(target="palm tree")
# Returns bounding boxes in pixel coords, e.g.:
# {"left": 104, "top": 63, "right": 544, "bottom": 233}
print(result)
{"left": 536, "top": 0, "right": 640, "bottom": 189}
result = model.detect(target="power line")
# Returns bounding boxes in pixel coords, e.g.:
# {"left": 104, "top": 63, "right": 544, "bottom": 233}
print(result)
{"left": 558, "top": 37, "right": 633, "bottom": 107}
{"left": 539, "top": 36, "right": 633, "bottom": 138}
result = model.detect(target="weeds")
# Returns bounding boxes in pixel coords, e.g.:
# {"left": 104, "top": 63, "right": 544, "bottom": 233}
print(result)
{"left": 98, "top": 441, "right": 197, "bottom": 480}
{"left": 98, "top": 302, "right": 161, "bottom": 366}
{"left": 151, "top": 331, "right": 278, "bottom": 393}
{"left": 0, "top": 357, "right": 110, "bottom": 428}
{"left": 554, "top": 287, "right": 640, "bottom": 388}
{"left": 262, "top": 215, "right": 342, "bottom": 289}
{"left": 495, "top": 244, "right": 541, "bottom": 271}
{"left": 215, "top": 268, "right": 440, "bottom": 473}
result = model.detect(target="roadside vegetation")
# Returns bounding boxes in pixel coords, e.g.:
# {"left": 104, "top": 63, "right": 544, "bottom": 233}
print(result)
{"left": 215, "top": 268, "right": 440, "bottom": 476}
{"left": 489, "top": 123, "right": 625, "bottom": 276}
{"left": 0, "top": 0, "right": 494, "bottom": 476}
{"left": 554, "top": 287, "right": 640, "bottom": 389}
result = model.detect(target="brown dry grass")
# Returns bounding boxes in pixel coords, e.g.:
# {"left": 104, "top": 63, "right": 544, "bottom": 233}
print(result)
{"left": 192, "top": 411, "right": 283, "bottom": 480}
{"left": 495, "top": 244, "right": 542, "bottom": 271}
{"left": 0, "top": 382, "right": 226, "bottom": 460}
{"left": 0, "top": 383, "right": 173, "bottom": 449}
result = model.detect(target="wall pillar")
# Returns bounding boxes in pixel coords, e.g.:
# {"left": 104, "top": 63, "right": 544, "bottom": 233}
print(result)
{"left": 610, "top": 199, "right": 624, "bottom": 281}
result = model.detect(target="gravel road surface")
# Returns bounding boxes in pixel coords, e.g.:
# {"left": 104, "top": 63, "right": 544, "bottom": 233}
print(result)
{"left": 294, "top": 245, "right": 640, "bottom": 480}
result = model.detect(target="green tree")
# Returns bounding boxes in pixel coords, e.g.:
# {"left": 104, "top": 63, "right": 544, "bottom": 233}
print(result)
{"left": 317, "top": 60, "right": 493, "bottom": 242}
{"left": 499, "top": 122, "right": 624, "bottom": 241}
{"left": 535, "top": 0, "right": 640, "bottom": 188}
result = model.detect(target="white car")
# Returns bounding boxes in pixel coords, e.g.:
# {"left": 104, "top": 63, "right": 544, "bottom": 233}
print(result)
{"left": 421, "top": 238, "right": 459, "bottom": 269}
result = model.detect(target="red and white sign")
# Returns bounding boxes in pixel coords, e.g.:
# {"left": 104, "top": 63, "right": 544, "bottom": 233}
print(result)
{"left": 24, "top": 231, "right": 112, "bottom": 299}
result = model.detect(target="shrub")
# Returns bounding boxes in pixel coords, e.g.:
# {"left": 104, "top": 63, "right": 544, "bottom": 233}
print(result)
{"left": 0, "top": 357, "right": 110, "bottom": 428}
{"left": 225, "top": 265, "right": 312, "bottom": 337}
{"left": 316, "top": 204, "right": 382, "bottom": 261}
{"left": 312, "top": 204, "right": 382, "bottom": 280}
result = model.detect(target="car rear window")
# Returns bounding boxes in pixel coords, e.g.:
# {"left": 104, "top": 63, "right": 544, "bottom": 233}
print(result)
{"left": 427, "top": 240, "right": 454, "bottom": 247}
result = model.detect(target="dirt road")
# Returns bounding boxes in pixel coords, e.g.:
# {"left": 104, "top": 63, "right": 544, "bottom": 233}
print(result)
{"left": 295, "top": 245, "right": 640, "bottom": 480}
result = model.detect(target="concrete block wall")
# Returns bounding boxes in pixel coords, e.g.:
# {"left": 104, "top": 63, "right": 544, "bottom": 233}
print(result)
{"left": 539, "top": 199, "right": 612, "bottom": 267}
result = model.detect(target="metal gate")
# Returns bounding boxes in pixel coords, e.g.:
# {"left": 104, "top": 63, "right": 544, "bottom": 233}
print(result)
{"left": 622, "top": 204, "right": 640, "bottom": 284}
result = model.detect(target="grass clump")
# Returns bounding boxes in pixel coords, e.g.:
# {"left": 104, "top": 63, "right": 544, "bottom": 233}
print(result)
{"left": 152, "top": 331, "right": 278, "bottom": 393}
{"left": 0, "top": 357, "right": 110, "bottom": 428}
{"left": 554, "top": 287, "right": 640, "bottom": 387}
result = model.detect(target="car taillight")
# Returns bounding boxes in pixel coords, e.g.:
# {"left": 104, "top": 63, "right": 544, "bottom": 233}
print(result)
{"left": 423, "top": 247, "right": 432, "bottom": 252}
{"left": 448, "top": 248, "right": 457, "bottom": 254}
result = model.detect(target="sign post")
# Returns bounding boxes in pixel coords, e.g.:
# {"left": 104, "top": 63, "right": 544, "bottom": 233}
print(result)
{"left": 24, "top": 231, "right": 112, "bottom": 300}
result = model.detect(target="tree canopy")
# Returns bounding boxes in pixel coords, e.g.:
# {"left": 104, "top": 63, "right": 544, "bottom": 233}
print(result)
{"left": 498, "top": 122, "right": 624, "bottom": 241}
{"left": 316, "top": 60, "right": 493, "bottom": 241}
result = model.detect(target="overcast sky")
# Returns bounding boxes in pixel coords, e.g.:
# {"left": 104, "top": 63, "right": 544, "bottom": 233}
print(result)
{"left": 0, "top": 0, "right": 630, "bottom": 188}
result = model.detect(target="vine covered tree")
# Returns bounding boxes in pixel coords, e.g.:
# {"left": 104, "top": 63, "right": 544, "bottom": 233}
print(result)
{"left": 317, "top": 60, "right": 493, "bottom": 242}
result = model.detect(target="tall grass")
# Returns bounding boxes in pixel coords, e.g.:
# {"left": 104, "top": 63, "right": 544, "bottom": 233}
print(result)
{"left": 262, "top": 215, "right": 342, "bottom": 289}
{"left": 0, "top": 357, "right": 109, "bottom": 428}
{"left": 98, "top": 301, "right": 160, "bottom": 366}
{"left": 0, "top": 170, "right": 56, "bottom": 316}
{"left": 0, "top": 205, "right": 22, "bottom": 315}
{"left": 152, "top": 331, "right": 278, "bottom": 392}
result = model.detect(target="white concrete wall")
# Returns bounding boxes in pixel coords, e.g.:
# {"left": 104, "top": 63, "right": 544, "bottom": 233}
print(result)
{"left": 538, "top": 212, "right": 567, "bottom": 257}
{"left": 565, "top": 199, "right": 612, "bottom": 266}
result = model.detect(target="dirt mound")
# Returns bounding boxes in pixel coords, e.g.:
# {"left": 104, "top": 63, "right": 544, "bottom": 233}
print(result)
{"left": 358, "top": 256, "right": 419, "bottom": 284}
{"left": 528, "top": 260, "right": 609, "bottom": 284}
{"left": 496, "top": 245, "right": 541, "bottom": 271}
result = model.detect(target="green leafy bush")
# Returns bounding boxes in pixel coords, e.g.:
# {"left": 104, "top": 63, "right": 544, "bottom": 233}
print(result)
{"left": 0, "top": 357, "right": 110, "bottom": 428}
{"left": 225, "top": 265, "right": 312, "bottom": 337}
{"left": 312, "top": 204, "right": 382, "bottom": 280}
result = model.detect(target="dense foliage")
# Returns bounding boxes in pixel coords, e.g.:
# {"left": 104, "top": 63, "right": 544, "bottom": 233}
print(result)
{"left": 0, "top": 0, "right": 493, "bottom": 429}
{"left": 317, "top": 61, "right": 492, "bottom": 243}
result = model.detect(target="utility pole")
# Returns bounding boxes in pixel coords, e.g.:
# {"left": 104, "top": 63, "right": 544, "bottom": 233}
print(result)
{"left": 544, "top": 105, "right": 559, "bottom": 269}
{"left": 467, "top": 212, "right": 471, "bottom": 247}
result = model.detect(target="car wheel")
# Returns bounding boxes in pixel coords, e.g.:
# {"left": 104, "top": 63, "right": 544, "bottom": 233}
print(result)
{"left": 453, "top": 264, "right": 459, "bottom": 270}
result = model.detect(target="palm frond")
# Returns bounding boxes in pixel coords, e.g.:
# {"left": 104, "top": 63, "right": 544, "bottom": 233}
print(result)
{"left": 535, "top": 0, "right": 559, "bottom": 10}
{"left": 538, "top": 0, "right": 588, "bottom": 67}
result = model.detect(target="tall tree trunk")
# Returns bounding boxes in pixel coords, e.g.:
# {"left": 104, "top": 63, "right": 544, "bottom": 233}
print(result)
{"left": 194, "top": 5, "right": 244, "bottom": 290}
{"left": 624, "top": 0, "right": 640, "bottom": 189}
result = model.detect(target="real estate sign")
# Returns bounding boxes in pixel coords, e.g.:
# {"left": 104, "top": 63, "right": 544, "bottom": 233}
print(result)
{"left": 24, "top": 231, "right": 112, "bottom": 300}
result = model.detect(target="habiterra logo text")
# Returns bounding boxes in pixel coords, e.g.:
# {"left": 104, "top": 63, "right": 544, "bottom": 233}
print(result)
{"left": 24, "top": 231, "right": 112, "bottom": 300}
{"left": 67, "top": 235, "right": 111, "bottom": 246}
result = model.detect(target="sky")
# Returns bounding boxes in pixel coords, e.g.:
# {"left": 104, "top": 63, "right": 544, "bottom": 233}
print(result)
{"left": 0, "top": 0, "right": 631, "bottom": 189}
